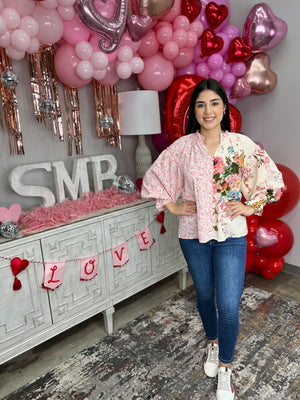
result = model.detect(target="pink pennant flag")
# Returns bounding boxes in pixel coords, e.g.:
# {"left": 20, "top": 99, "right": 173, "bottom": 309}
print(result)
{"left": 43, "top": 261, "right": 65, "bottom": 290}
{"left": 112, "top": 243, "right": 129, "bottom": 268}
{"left": 136, "top": 226, "right": 154, "bottom": 251}
{"left": 80, "top": 255, "right": 98, "bottom": 281}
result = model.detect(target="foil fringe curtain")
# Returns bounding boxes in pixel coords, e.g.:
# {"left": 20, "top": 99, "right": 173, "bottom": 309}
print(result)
{"left": 27, "top": 44, "right": 64, "bottom": 142}
{"left": 0, "top": 48, "right": 24, "bottom": 155}
{"left": 63, "top": 85, "right": 83, "bottom": 156}
{"left": 93, "top": 81, "right": 120, "bottom": 148}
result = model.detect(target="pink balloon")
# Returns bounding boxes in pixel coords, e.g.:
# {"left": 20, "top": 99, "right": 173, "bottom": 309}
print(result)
{"left": 172, "top": 28, "right": 187, "bottom": 48}
{"left": 93, "top": 69, "right": 106, "bottom": 80}
{"left": 196, "top": 62, "right": 209, "bottom": 78}
{"left": 57, "top": 6, "right": 75, "bottom": 21}
{"left": 120, "top": 31, "right": 141, "bottom": 53}
{"left": 90, "top": 51, "right": 108, "bottom": 69}
{"left": 221, "top": 60, "right": 231, "bottom": 74}
{"left": 231, "top": 77, "right": 251, "bottom": 99}
{"left": 190, "top": 20, "right": 204, "bottom": 37}
{"left": 27, "top": 37, "right": 40, "bottom": 54}
{"left": 3, "top": 0, "right": 35, "bottom": 16}
{"left": 163, "top": 40, "right": 179, "bottom": 60}
{"left": 172, "top": 47, "right": 194, "bottom": 69}
{"left": 2, "top": 8, "right": 20, "bottom": 30}
{"left": 243, "top": 3, "right": 288, "bottom": 53}
{"left": 54, "top": 43, "right": 92, "bottom": 87}
{"left": 207, "top": 53, "right": 223, "bottom": 70}
{"left": 0, "top": 31, "right": 10, "bottom": 48}
{"left": 94, "top": 0, "right": 115, "bottom": 19}
{"left": 75, "top": 40, "right": 93, "bottom": 60}
{"left": 138, "top": 30, "right": 159, "bottom": 58}
{"left": 221, "top": 72, "right": 235, "bottom": 88}
{"left": 32, "top": 6, "right": 64, "bottom": 44}
{"left": 5, "top": 46, "right": 24, "bottom": 60}
{"left": 217, "top": 32, "right": 230, "bottom": 56}
{"left": 59, "top": 0, "right": 76, "bottom": 6}
{"left": 39, "top": 0, "right": 58, "bottom": 9}
{"left": 209, "top": 69, "right": 224, "bottom": 82}
{"left": 10, "top": 29, "right": 30, "bottom": 52}
{"left": 99, "top": 60, "right": 119, "bottom": 85}
{"left": 185, "top": 30, "right": 198, "bottom": 48}
{"left": 76, "top": 60, "right": 93, "bottom": 80}
{"left": 19, "top": 16, "right": 39, "bottom": 38}
{"left": 0, "top": 16, "right": 7, "bottom": 36}
{"left": 231, "top": 62, "right": 246, "bottom": 78}
{"left": 160, "top": 0, "right": 181, "bottom": 23}
{"left": 176, "top": 62, "right": 196, "bottom": 77}
{"left": 138, "top": 52, "right": 174, "bottom": 91}
{"left": 222, "top": 24, "right": 240, "bottom": 40}
{"left": 173, "top": 15, "right": 190, "bottom": 31}
{"left": 63, "top": 15, "right": 91, "bottom": 45}
{"left": 192, "top": 41, "right": 204, "bottom": 64}
{"left": 156, "top": 24, "right": 173, "bottom": 45}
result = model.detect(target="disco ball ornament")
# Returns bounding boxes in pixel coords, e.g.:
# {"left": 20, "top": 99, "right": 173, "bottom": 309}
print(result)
{"left": 39, "top": 98, "right": 56, "bottom": 114}
{"left": 100, "top": 115, "right": 114, "bottom": 129}
{"left": 113, "top": 175, "right": 137, "bottom": 194}
{"left": 1, "top": 70, "right": 18, "bottom": 89}
{"left": 0, "top": 220, "right": 18, "bottom": 239}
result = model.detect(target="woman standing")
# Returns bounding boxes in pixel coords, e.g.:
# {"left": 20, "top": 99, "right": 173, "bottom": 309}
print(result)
{"left": 141, "top": 79, "right": 284, "bottom": 400}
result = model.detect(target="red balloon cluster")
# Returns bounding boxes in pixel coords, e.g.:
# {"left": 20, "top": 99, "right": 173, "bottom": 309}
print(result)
{"left": 246, "top": 164, "right": 299, "bottom": 279}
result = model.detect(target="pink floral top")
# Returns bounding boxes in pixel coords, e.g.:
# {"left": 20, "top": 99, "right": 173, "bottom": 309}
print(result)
{"left": 141, "top": 131, "right": 284, "bottom": 243}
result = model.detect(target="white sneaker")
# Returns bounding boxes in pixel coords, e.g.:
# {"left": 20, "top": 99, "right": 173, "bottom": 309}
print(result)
{"left": 204, "top": 343, "right": 219, "bottom": 377}
{"left": 217, "top": 367, "right": 235, "bottom": 400}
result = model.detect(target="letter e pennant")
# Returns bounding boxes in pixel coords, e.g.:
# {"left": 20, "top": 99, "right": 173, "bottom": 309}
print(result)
{"left": 136, "top": 226, "right": 154, "bottom": 251}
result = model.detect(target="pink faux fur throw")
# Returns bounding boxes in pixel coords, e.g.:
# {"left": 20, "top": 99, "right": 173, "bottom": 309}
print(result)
{"left": 19, "top": 188, "right": 142, "bottom": 235}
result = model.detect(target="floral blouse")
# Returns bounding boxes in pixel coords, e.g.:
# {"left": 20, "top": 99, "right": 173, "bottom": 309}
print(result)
{"left": 141, "top": 131, "right": 284, "bottom": 243}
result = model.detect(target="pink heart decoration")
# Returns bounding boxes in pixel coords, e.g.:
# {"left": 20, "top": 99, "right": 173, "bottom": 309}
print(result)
{"left": 0, "top": 203, "right": 21, "bottom": 223}
{"left": 243, "top": 3, "right": 288, "bottom": 53}
{"left": 127, "top": 15, "right": 153, "bottom": 42}
{"left": 255, "top": 226, "right": 278, "bottom": 249}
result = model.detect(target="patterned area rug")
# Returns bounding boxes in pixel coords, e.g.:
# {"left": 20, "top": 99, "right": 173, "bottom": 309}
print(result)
{"left": 3, "top": 286, "right": 299, "bottom": 400}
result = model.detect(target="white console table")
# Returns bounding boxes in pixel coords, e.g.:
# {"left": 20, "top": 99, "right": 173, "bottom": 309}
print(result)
{"left": 0, "top": 200, "right": 187, "bottom": 365}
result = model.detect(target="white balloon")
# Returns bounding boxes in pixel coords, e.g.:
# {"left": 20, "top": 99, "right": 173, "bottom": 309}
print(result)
{"left": 5, "top": 45, "right": 25, "bottom": 60}
{"left": 0, "top": 30, "right": 10, "bottom": 48}
{"left": 76, "top": 60, "right": 93, "bottom": 80}
{"left": 116, "top": 62, "right": 132, "bottom": 80}
{"left": 0, "top": 15, "right": 7, "bottom": 36}
{"left": 90, "top": 51, "right": 108, "bottom": 70}
{"left": 27, "top": 37, "right": 40, "bottom": 54}
{"left": 58, "top": 0, "right": 75, "bottom": 6}
{"left": 39, "top": 0, "right": 58, "bottom": 10}
{"left": 20, "top": 16, "right": 39, "bottom": 38}
{"left": 11, "top": 29, "right": 30, "bottom": 52}
{"left": 75, "top": 40, "right": 93, "bottom": 60}
{"left": 93, "top": 69, "right": 107, "bottom": 80}
{"left": 57, "top": 6, "right": 75, "bottom": 21}
{"left": 130, "top": 57, "right": 144, "bottom": 74}
{"left": 1, "top": 8, "right": 20, "bottom": 30}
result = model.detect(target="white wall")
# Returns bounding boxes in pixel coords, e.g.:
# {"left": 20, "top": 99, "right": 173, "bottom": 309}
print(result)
{"left": 0, "top": 0, "right": 298, "bottom": 266}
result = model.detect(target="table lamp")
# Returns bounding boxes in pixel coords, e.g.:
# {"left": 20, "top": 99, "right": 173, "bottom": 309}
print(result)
{"left": 118, "top": 90, "right": 161, "bottom": 178}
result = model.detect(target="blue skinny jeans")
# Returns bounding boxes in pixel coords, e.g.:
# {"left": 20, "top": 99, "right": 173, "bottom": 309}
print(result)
{"left": 179, "top": 236, "right": 247, "bottom": 364}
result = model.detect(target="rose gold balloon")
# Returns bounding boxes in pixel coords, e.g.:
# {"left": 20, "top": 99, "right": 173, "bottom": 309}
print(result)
{"left": 245, "top": 53, "right": 277, "bottom": 94}
{"left": 131, "top": 0, "right": 175, "bottom": 20}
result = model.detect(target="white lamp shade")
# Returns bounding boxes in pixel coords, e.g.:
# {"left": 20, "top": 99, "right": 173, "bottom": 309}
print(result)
{"left": 118, "top": 90, "right": 161, "bottom": 136}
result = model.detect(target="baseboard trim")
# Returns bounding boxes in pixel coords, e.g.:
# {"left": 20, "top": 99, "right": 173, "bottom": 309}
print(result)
{"left": 284, "top": 263, "right": 300, "bottom": 276}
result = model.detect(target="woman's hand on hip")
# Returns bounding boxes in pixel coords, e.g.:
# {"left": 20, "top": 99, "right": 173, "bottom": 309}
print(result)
{"left": 225, "top": 201, "right": 254, "bottom": 219}
{"left": 165, "top": 201, "right": 197, "bottom": 216}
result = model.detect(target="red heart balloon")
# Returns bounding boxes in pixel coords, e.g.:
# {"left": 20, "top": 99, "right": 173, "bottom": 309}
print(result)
{"left": 227, "top": 37, "right": 251, "bottom": 63}
{"left": 201, "top": 29, "right": 224, "bottom": 57}
{"left": 181, "top": 0, "right": 202, "bottom": 23}
{"left": 11, "top": 257, "right": 29, "bottom": 276}
{"left": 205, "top": 2, "right": 228, "bottom": 29}
{"left": 165, "top": 75, "right": 242, "bottom": 144}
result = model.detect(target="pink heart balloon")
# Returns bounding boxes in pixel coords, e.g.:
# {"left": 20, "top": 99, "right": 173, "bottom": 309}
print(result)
{"left": 127, "top": 14, "right": 153, "bottom": 42}
{"left": 255, "top": 226, "right": 278, "bottom": 249}
{"left": 0, "top": 203, "right": 21, "bottom": 223}
{"left": 243, "top": 3, "right": 288, "bottom": 53}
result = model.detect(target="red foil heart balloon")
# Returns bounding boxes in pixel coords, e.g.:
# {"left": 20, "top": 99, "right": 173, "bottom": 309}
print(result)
{"left": 227, "top": 37, "right": 251, "bottom": 63}
{"left": 201, "top": 28, "right": 224, "bottom": 57}
{"left": 205, "top": 1, "right": 228, "bottom": 29}
{"left": 181, "top": 0, "right": 202, "bottom": 23}
{"left": 165, "top": 75, "right": 242, "bottom": 144}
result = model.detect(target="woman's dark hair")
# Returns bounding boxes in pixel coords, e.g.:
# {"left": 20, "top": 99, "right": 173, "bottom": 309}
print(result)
{"left": 185, "top": 78, "right": 231, "bottom": 135}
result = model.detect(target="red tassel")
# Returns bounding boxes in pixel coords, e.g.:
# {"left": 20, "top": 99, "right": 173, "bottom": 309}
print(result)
{"left": 160, "top": 224, "right": 166, "bottom": 234}
{"left": 13, "top": 277, "right": 22, "bottom": 291}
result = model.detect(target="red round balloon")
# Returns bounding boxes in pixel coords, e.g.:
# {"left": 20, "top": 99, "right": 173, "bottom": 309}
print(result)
{"left": 165, "top": 74, "right": 242, "bottom": 144}
{"left": 250, "top": 264, "right": 263, "bottom": 276}
{"left": 246, "top": 214, "right": 260, "bottom": 228}
{"left": 262, "top": 268, "right": 277, "bottom": 280}
{"left": 255, "top": 254, "right": 268, "bottom": 269}
{"left": 258, "top": 219, "right": 294, "bottom": 258}
{"left": 247, "top": 237, "right": 258, "bottom": 253}
{"left": 268, "top": 258, "right": 283, "bottom": 273}
{"left": 245, "top": 251, "right": 255, "bottom": 273}
{"left": 261, "top": 164, "right": 300, "bottom": 219}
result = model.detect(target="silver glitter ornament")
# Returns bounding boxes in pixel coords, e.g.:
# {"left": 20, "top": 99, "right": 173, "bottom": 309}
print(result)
{"left": 39, "top": 98, "right": 56, "bottom": 114}
{"left": 112, "top": 175, "right": 137, "bottom": 194}
{"left": 0, "top": 70, "right": 18, "bottom": 89}
{"left": 0, "top": 220, "right": 18, "bottom": 239}
{"left": 100, "top": 115, "right": 114, "bottom": 129}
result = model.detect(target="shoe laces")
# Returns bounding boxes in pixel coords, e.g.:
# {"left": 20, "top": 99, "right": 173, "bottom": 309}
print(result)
{"left": 207, "top": 343, "right": 219, "bottom": 364}
{"left": 218, "top": 367, "right": 232, "bottom": 391}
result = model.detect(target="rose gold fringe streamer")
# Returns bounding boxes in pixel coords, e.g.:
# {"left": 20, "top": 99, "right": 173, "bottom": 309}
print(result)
{"left": 92, "top": 80, "right": 120, "bottom": 148}
{"left": 0, "top": 48, "right": 24, "bottom": 155}
{"left": 27, "top": 44, "right": 64, "bottom": 142}
{"left": 63, "top": 85, "right": 83, "bottom": 155}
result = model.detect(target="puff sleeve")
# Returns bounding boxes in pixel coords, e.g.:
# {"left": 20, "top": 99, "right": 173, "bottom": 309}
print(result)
{"left": 141, "top": 141, "right": 184, "bottom": 211}
{"left": 241, "top": 142, "right": 285, "bottom": 215}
